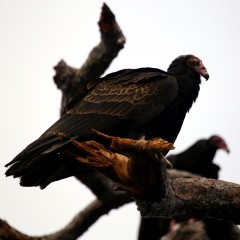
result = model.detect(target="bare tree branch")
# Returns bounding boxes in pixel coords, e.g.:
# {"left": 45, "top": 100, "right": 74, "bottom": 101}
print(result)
{"left": 48, "top": 132, "right": 240, "bottom": 224}
{"left": 47, "top": 197, "right": 132, "bottom": 240}
{"left": 67, "top": 134, "right": 240, "bottom": 223}
{"left": 53, "top": 3, "right": 126, "bottom": 115}
{"left": 167, "top": 169, "right": 200, "bottom": 179}
{"left": 0, "top": 196, "right": 132, "bottom": 240}
{"left": 0, "top": 219, "right": 38, "bottom": 240}
{"left": 1, "top": 168, "right": 195, "bottom": 240}
{"left": 136, "top": 177, "right": 240, "bottom": 224}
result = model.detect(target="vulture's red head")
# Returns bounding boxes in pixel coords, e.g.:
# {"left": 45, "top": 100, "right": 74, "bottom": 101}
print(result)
{"left": 167, "top": 54, "right": 209, "bottom": 80}
{"left": 185, "top": 55, "right": 209, "bottom": 80}
{"left": 208, "top": 135, "right": 230, "bottom": 153}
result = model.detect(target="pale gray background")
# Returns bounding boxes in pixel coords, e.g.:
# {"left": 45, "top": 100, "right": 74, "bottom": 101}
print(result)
{"left": 0, "top": 1, "right": 239, "bottom": 239}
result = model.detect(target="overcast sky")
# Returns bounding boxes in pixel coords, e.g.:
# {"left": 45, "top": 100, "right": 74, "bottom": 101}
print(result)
{"left": 1, "top": 1, "right": 240, "bottom": 239}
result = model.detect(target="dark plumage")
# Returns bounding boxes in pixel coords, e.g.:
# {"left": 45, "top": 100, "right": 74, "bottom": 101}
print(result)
{"left": 5, "top": 54, "right": 209, "bottom": 189}
{"left": 167, "top": 135, "right": 229, "bottom": 179}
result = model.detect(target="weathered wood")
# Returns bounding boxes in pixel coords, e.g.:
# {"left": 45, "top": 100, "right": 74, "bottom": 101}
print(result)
{"left": 47, "top": 197, "right": 132, "bottom": 240}
{"left": 136, "top": 177, "right": 240, "bottom": 224}
{"left": 61, "top": 132, "right": 240, "bottom": 223}
{"left": 69, "top": 134, "right": 240, "bottom": 223}
{"left": 0, "top": 219, "right": 46, "bottom": 240}
{"left": 70, "top": 134, "right": 173, "bottom": 199}
{"left": 167, "top": 169, "right": 200, "bottom": 179}
{"left": 53, "top": 3, "right": 126, "bottom": 115}
{"left": 0, "top": 196, "right": 132, "bottom": 240}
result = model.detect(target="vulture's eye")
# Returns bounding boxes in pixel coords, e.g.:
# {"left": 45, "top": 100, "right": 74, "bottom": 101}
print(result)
{"left": 190, "top": 60, "right": 200, "bottom": 67}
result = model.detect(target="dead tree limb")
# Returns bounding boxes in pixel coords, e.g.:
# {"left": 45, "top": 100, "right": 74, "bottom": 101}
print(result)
{"left": 0, "top": 196, "right": 132, "bottom": 240}
{"left": 136, "top": 177, "right": 240, "bottom": 224}
{"left": 69, "top": 133, "right": 174, "bottom": 200}
{"left": 0, "top": 219, "right": 40, "bottom": 240}
{"left": 167, "top": 169, "right": 200, "bottom": 179}
{"left": 0, "top": 168, "right": 191, "bottom": 240}
{"left": 57, "top": 132, "right": 240, "bottom": 223}
{"left": 2, "top": 129, "right": 240, "bottom": 239}
{"left": 47, "top": 197, "right": 132, "bottom": 240}
{"left": 53, "top": 3, "right": 126, "bottom": 115}
{"left": 58, "top": 132, "right": 240, "bottom": 223}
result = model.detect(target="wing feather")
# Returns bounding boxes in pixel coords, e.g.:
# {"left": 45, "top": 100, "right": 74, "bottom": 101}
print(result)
{"left": 42, "top": 68, "right": 178, "bottom": 139}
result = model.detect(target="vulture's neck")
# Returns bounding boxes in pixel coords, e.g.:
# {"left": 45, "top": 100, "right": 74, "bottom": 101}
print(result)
{"left": 178, "top": 71, "right": 201, "bottom": 111}
{"left": 171, "top": 69, "right": 201, "bottom": 112}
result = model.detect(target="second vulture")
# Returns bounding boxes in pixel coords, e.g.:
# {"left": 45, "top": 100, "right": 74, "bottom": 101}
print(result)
{"left": 5, "top": 54, "right": 209, "bottom": 189}
{"left": 167, "top": 135, "right": 230, "bottom": 178}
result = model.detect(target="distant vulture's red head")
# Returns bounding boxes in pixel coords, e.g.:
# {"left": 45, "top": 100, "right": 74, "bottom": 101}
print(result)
{"left": 208, "top": 135, "right": 230, "bottom": 153}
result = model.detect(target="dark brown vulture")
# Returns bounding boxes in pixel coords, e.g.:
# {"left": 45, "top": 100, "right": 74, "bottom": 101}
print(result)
{"left": 167, "top": 135, "right": 229, "bottom": 179}
{"left": 5, "top": 54, "right": 209, "bottom": 189}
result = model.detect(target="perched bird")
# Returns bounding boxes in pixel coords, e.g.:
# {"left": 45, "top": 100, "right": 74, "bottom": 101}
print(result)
{"left": 5, "top": 54, "right": 209, "bottom": 189}
{"left": 167, "top": 135, "right": 229, "bottom": 179}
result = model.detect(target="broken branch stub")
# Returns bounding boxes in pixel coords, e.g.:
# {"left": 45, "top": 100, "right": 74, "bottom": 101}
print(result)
{"left": 53, "top": 3, "right": 126, "bottom": 116}
{"left": 70, "top": 132, "right": 174, "bottom": 200}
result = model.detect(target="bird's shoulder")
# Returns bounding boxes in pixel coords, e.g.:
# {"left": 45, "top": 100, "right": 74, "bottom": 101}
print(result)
{"left": 69, "top": 68, "right": 178, "bottom": 113}
{"left": 66, "top": 68, "right": 174, "bottom": 112}
{"left": 100, "top": 67, "right": 171, "bottom": 83}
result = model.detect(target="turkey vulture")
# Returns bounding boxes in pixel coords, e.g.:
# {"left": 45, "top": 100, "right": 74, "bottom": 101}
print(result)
{"left": 167, "top": 135, "right": 229, "bottom": 178}
{"left": 5, "top": 54, "right": 209, "bottom": 189}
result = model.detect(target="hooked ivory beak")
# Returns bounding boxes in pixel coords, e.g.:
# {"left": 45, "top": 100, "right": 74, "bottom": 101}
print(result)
{"left": 223, "top": 146, "right": 230, "bottom": 154}
{"left": 196, "top": 62, "right": 209, "bottom": 80}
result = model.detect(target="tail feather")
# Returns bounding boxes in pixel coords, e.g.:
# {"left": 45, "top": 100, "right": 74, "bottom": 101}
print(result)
{"left": 5, "top": 136, "right": 63, "bottom": 168}
{"left": 19, "top": 153, "right": 86, "bottom": 189}
{"left": 5, "top": 135, "right": 86, "bottom": 188}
